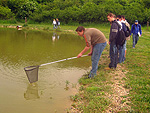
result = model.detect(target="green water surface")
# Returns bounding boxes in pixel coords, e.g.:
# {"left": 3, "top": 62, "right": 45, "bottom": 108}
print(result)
{"left": 0, "top": 28, "right": 91, "bottom": 113}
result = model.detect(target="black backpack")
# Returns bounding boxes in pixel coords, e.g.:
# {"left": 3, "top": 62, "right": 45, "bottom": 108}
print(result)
{"left": 124, "top": 24, "right": 131, "bottom": 37}
{"left": 114, "top": 21, "right": 126, "bottom": 46}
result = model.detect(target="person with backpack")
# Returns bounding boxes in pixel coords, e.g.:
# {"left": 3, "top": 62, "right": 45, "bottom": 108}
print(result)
{"left": 105, "top": 13, "right": 119, "bottom": 70}
{"left": 56, "top": 18, "right": 60, "bottom": 28}
{"left": 121, "top": 15, "right": 130, "bottom": 59}
{"left": 117, "top": 15, "right": 127, "bottom": 63}
{"left": 130, "top": 20, "right": 142, "bottom": 48}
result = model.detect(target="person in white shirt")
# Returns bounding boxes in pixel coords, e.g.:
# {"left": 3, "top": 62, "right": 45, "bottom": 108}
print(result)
{"left": 52, "top": 19, "right": 56, "bottom": 29}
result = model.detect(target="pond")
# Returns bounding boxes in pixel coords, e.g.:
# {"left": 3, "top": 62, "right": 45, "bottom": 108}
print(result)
{"left": 0, "top": 28, "right": 91, "bottom": 113}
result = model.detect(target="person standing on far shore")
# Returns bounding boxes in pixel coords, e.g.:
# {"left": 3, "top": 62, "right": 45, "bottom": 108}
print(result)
{"left": 25, "top": 17, "right": 27, "bottom": 24}
{"left": 56, "top": 18, "right": 60, "bottom": 28}
{"left": 52, "top": 19, "right": 56, "bottom": 29}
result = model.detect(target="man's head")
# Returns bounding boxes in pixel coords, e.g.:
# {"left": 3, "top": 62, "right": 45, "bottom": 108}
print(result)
{"left": 135, "top": 20, "right": 138, "bottom": 24}
{"left": 116, "top": 15, "right": 122, "bottom": 21}
{"left": 76, "top": 26, "right": 85, "bottom": 36}
{"left": 121, "top": 15, "right": 125, "bottom": 21}
{"left": 107, "top": 13, "right": 116, "bottom": 22}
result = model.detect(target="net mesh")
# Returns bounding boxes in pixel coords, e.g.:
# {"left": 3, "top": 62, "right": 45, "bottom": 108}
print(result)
{"left": 24, "top": 66, "right": 39, "bottom": 83}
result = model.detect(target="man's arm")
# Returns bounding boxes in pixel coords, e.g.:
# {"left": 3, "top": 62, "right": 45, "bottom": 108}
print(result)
{"left": 77, "top": 46, "right": 91, "bottom": 58}
{"left": 109, "top": 22, "right": 118, "bottom": 42}
{"left": 139, "top": 24, "right": 142, "bottom": 35}
{"left": 88, "top": 46, "right": 93, "bottom": 56}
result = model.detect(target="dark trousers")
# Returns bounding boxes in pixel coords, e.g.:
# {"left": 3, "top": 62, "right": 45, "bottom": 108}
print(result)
{"left": 109, "top": 42, "right": 118, "bottom": 68}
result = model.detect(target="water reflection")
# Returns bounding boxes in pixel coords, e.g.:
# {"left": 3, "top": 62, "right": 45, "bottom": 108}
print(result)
{"left": 52, "top": 32, "right": 59, "bottom": 42}
{"left": 24, "top": 31, "right": 27, "bottom": 39}
{"left": 24, "top": 83, "right": 40, "bottom": 100}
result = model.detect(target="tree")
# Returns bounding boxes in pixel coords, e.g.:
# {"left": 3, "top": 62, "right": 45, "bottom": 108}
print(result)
{"left": 0, "top": 0, "right": 149, "bottom": 24}
{"left": 143, "top": 0, "right": 150, "bottom": 9}
{"left": 0, "top": 5, "right": 14, "bottom": 19}
{"left": 124, "top": 2, "right": 145, "bottom": 24}
{"left": 7, "top": 0, "right": 25, "bottom": 15}
{"left": 16, "top": 0, "right": 39, "bottom": 19}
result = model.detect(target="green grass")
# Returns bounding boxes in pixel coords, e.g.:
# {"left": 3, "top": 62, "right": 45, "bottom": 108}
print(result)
{"left": 70, "top": 71, "right": 112, "bottom": 112}
{"left": 0, "top": 22, "right": 150, "bottom": 112}
{"left": 124, "top": 31, "right": 150, "bottom": 112}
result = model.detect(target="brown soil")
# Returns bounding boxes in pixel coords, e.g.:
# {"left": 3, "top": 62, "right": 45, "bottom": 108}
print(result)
{"left": 104, "top": 64, "right": 131, "bottom": 113}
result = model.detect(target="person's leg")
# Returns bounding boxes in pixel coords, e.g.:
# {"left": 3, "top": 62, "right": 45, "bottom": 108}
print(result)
{"left": 89, "top": 42, "right": 107, "bottom": 78}
{"left": 124, "top": 40, "right": 127, "bottom": 58}
{"left": 109, "top": 42, "right": 118, "bottom": 68}
{"left": 133, "top": 34, "right": 136, "bottom": 48}
{"left": 118, "top": 45, "right": 124, "bottom": 63}
{"left": 53, "top": 24, "right": 56, "bottom": 29}
{"left": 122, "top": 41, "right": 126, "bottom": 62}
{"left": 135, "top": 34, "right": 139, "bottom": 45}
{"left": 114, "top": 44, "right": 118, "bottom": 68}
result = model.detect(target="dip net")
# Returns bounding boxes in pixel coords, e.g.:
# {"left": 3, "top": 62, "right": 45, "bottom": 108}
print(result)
{"left": 24, "top": 66, "right": 39, "bottom": 83}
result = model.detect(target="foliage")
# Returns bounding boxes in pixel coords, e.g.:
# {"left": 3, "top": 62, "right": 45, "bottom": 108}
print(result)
{"left": 0, "top": 0, "right": 150, "bottom": 24}
{"left": 16, "top": 0, "right": 39, "bottom": 18}
{"left": 0, "top": 6, "right": 14, "bottom": 19}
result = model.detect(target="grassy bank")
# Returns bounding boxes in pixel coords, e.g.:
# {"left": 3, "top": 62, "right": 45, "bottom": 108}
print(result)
{"left": 67, "top": 25, "right": 150, "bottom": 112}
{"left": 0, "top": 22, "right": 149, "bottom": 112}
{"left": 124, "top": 30, "right": 150, "bottom": 112}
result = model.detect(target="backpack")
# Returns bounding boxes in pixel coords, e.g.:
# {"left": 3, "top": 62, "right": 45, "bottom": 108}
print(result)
{"left": 114, "top": 21, "right": 126, "bottom": 46}
{"left": 124, "top": 24, "right": 131, "bottom": 37}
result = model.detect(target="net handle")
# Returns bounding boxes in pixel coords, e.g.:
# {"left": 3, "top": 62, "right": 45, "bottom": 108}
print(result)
{"left": 40, "top": 54, "right": 88, "bottom": 67}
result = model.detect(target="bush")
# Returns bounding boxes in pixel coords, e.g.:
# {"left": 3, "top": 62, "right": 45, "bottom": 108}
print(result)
{"left": 0, "top": 6, "right": 14, "bottom": 19}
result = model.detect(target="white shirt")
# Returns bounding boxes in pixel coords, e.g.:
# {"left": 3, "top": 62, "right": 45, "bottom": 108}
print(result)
{"left": 53, "top": 21, "right": 56, "bottom": 25}
{"left": 117, "top": 20, "right": 122, "bottom": 30}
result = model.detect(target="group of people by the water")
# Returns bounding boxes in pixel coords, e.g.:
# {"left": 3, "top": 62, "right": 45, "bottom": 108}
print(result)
{"left": 52, "top": 18, "right": 60, "bottom": 29}
{"left": 76, "top": 13, "right": 142, "bottom": 78}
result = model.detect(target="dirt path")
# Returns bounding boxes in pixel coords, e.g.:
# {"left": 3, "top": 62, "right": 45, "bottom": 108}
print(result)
{"left": 104, "top": 64, "right": 131, "bottom": 113}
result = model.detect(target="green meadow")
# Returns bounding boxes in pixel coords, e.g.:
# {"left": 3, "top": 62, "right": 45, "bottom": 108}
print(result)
{"left": 0, "top": 23, "right": 149, "bottom": 112}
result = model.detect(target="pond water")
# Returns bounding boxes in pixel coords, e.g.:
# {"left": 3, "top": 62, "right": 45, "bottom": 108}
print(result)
{"left": 0, "top": 28, "right": 91, "bottom": 113}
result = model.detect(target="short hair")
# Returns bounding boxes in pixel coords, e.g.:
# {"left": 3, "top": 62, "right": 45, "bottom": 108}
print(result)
{"left": 121, "top": 15, "right": 125, "bottom": 19}
{"left": 76, "top": 26, "right": 85, "bottom": 32}
{"left": 107, "top": 13, "right": 116, "bottom": 18}
{"left": 117, "top": 15, "right": 122, "bottom": 19}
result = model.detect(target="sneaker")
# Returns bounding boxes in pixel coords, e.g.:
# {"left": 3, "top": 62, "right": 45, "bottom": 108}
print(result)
{"left": 104, "top": 67, "right": 116, "bottom": 70}
{"left": 104, "top": 67, "right": 112, "bottom": 70}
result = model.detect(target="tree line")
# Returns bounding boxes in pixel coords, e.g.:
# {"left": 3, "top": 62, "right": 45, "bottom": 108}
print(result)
{"left": 0, "top": 0, "right": 150, "bottom": 25}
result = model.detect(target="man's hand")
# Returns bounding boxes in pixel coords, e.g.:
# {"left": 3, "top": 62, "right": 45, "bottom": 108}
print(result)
{"left": 88, "top": 52, "right": 92, "bottom": 56}
{"left": 77, "top": 53, "right": 82, "bottom": 58}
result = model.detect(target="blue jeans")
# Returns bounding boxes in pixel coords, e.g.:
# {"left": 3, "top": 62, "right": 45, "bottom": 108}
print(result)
{"left": 109, "top": 42, "right": 118, "bottom": 68}
{"left": 118, "top": 41, "right": 126, "bottom": 63}
{"left": 53, "top": 24, "right": 56, "bottom": 29}
{"left": 133, "top": 34, "right": 139, "bottom": 47}
{"left": 89, "top": 42, "right": 107, "bottom": 77}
